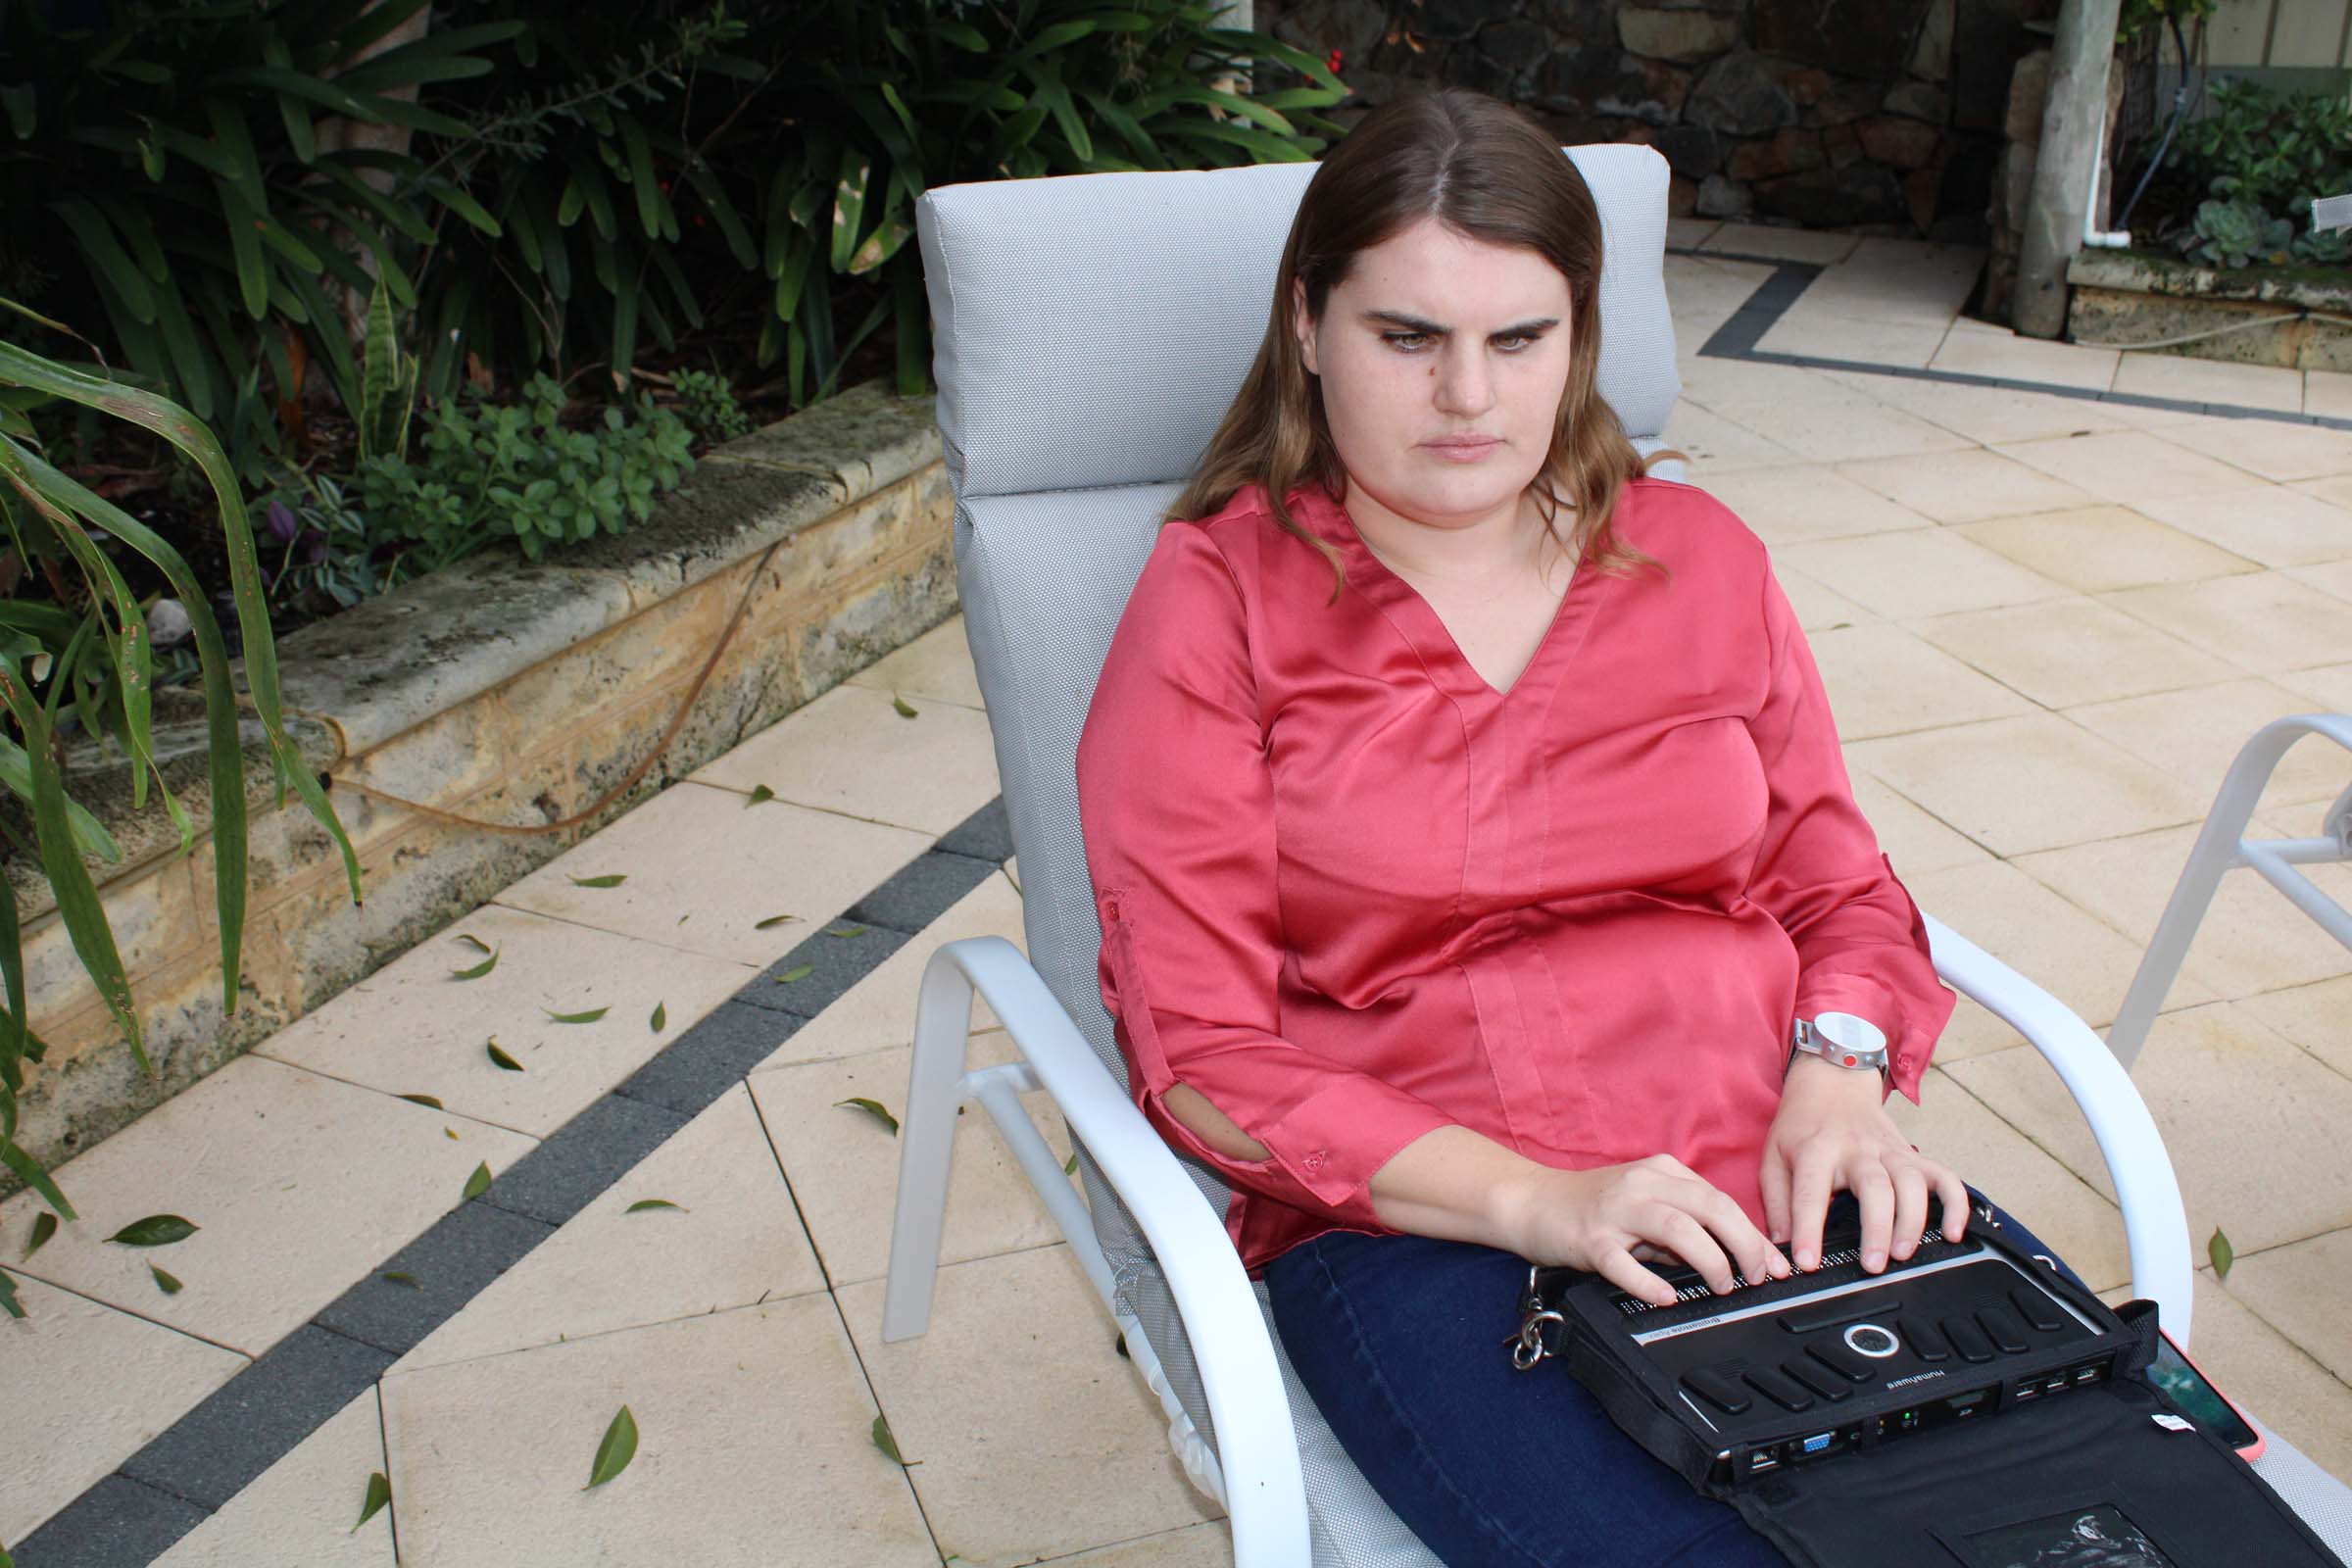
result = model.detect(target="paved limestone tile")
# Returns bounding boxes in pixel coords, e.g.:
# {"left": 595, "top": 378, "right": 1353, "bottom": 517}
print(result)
{"left": 1806, "top": 622, "right": 2036, "bottom": 738}
{"left": 0, "top": 1275, "right": 246, "bottom": 1546}
{"left": 496, "top": 779, "right": 931, "bottom": 966}
{"left": 2279, "top": 660, "right": 2352, "bottom": 712}
{"left": 1657, "top": 400, "right": 1808, "bottom": 475}
{"left": 1928, "top": 330, "right": 2121, "bottom": 392}
{"left": 2239, "top": 977, "right": 2352, "bottom": 1082}
{"left": 690, "top": 681, "right": 1002, "bottom": 836}
{"left": 1990, "top": 431, "right": 2275, "bottom": 509}
{"left": 1801, "top": 238, "right": 1985, "bottom": 318}
{"left": 2014, "top": 816, "right": 2352, "bottom": 1003}
{"left": 1947, "top": 1003, "right": 2352, "bottom": 1255}
{"left": 1913, "top": 599, "right": 2239, "bottom": 709}
{"left": 1675, "top": 360, "right": 1972, "bottom": 465}
{"left": 2126, "top": 485, "right": 2352, "bottom": 570}
{"left": 750, "top": 871, "right": 1028, "bottom": 1068}
{"left": 1819, "top": 368, "right": 2134, "bottom": 447}
{"left": 1831, "top": 448, "right": 2097, "bottom": 525}
{"left": 151, "top": 1390, "right": 393, "bottom": 1567}
{"left": 2166, "top": 412, "right": 2352, "bottom": 485}
{"left": 1694, "top": 221, "right": 1861, "bottom": 266}
{"left": 1844, "top": 712, "right": 2209, "bottom": 858}
{"left": 2227, "top": 1228, "right": 2352, "bottom": 1390}
{"left": 380, "top": 1294, "right": 938, "bottom": 1568}
{"left": 1771, "top": 565, "right": 1875, "bottom": 632}
{"left": 846, "top": 613, "right": 987, "bottom": 710}
{"left": 393, "top": 1084, "right": 824, "bottom": 1372}
{"left": 2063, "top": 679, "right": 2352, "bottom": 809}
{"left": 1032, "top": 1523, "right": 1234, "bottom": 1565}
{"left": 1755, "top": 310, "right": 1949, "bottom": 368}
{"left": 0, "top": 1054, "right": 532, "bottom": 1356}
{"left": 748, "top": 1032, "right": 1063, "bottom": 1288}
{"left": 2162, "top": 1272, "right": 2352, "bottom": 1483}
{"left": 1694, "top": 465, "right": 1936, "bottom": 547}
{"left": 1778, "top": 529, "right": 2072, "bottom": 622}
{"left": 1847, "top": 772, "right": 1993, "bottom": 875}
{"left": 1665, "top": 217, "right": 1720, "bottom": 248}
{"left": 1885, "top": 1068, "right": 2131, "bottom": 1293}
{"left": 2100, "top": 571, "right": 2352, "bottom": 677}
{"left": 1952, "top": 506, "right": 2259, "bottom": 595}
{"left": 1664, "top": 257, "right": 1773, "bottom": 348}
{"left": 2309, "top": 369, "right": 2352, "bottom": 420}
{"left": 2290, "top": 558, "right": 2352, "bottom": 607}
{"left": 258, "top": 903, "right": 753, "bottom": 1139}
{"left": 1903, "top": 858, "right": 2215, "bottom": 1062}
{"left": 839, "top": 1246, "right": 1222, "bottom": 1568}
{"left": 2109, "top": 353, "right": 2306, "bottom": 415}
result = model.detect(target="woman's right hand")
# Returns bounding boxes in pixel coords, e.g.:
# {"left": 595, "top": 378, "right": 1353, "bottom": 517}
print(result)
{"left": 1493, "top": 1153, "right": 1792, "bottom": 1307}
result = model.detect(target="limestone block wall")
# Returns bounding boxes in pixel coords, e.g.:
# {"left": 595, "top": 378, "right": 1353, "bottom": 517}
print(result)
{"left": 3, "top": 385, "right": 956, "bottom": 1184}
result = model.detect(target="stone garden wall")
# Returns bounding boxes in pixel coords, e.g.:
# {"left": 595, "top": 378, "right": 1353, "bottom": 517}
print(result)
{"left": 1264, "top": 0, "right": 2065, "bottom": 242}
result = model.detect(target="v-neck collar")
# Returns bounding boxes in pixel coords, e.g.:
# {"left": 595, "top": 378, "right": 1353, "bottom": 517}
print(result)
{"left": 1292, "top": 483, "right": 1607, "bottom": 707}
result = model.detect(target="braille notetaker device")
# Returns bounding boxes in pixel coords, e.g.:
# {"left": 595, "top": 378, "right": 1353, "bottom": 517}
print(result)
{"left": 1511, "top": 1197, "right": 2125, "bottom": 1485}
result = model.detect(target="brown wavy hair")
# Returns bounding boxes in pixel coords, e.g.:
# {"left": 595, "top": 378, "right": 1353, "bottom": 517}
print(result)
{"left": 1172, "top": 88, "right": 1682, "bottom": 599}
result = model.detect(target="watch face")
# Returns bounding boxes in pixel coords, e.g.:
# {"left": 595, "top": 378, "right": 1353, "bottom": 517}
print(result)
{"left": 1814, "top": 1011, "right": 1886, "bottom": 1054}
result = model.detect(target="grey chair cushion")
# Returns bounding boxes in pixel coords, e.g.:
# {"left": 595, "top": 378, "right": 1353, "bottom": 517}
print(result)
{"left": 919, "top": 146, "right": 1679, "bottom": 1564}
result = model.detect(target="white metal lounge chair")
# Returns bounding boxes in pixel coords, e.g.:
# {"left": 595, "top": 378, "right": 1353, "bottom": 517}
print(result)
{"left": 880, "top": 145, "right": 2352, "bottom": 1566}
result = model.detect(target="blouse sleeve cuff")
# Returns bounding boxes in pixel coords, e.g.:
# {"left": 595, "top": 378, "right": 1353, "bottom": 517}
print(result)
{"left": 1256, "top": 1077, "right": 1460, "bottom": 1227}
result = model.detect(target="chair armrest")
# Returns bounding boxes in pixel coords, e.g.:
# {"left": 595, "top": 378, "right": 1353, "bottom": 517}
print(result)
{"left": 913, "top": 936, "right": 1313, "bottom": 1564}
{"left": 1921, "top": 913, "right": 2197, "bottom": 1344}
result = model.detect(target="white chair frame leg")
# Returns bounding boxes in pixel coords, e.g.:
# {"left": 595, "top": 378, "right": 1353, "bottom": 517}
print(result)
{"left": 2106, "top": 714, "right": 2352, "bottom": 1072}
{"left": 883, "top": 920, "right": 2196, "bottom": 1564}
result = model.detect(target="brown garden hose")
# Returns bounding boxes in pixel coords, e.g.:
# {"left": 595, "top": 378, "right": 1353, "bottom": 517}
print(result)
{"left": 316, "top": 533, "right": 788, "bottom": 836}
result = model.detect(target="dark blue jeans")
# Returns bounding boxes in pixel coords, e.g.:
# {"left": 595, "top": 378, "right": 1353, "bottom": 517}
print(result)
{"left": 1264, "top": 1189, "right": 2083, "bottom": 1568}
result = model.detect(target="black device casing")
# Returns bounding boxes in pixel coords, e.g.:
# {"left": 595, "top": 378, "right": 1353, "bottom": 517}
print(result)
{"left": 1523, "top": 1221, "right": 2345, "bottom": 1568}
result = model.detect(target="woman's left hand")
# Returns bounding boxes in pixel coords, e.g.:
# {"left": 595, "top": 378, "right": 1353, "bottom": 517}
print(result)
{"left": 1761, "top": 1054, "right": 1969, "bottom": 1275}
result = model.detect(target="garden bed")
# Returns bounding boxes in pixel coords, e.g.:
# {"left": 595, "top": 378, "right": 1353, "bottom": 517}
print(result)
{"left": 2067, "top": 247, "right": 2352, "bottom": 372}
{"left": 2, "top": 382, "right": 956, "bottom": 1187}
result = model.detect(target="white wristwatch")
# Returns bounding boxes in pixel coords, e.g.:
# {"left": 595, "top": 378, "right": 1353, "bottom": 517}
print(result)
{"left": 1789, "top": 1010, "right": 1889, "bottom": 1076}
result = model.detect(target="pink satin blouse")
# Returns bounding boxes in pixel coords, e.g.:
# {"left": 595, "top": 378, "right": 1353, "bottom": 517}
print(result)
{"left": 1074, "top": 477, "right": 1956, "bottom": 1278}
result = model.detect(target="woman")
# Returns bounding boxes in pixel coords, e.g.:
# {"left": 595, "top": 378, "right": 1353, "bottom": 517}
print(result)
{"left": 1074, "top": 90, "right": 2080, "bottom": 1566}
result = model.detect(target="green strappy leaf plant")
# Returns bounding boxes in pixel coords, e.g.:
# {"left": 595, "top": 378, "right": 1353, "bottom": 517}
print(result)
{"left": 0, "top": 323, "right": 361, "bottom": 1221}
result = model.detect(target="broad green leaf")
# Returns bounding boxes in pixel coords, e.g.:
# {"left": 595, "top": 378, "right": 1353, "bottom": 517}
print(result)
{"left": 1063, "top": 1151, "right": 1079, "bottom": 1175}
{"left": 107, "top": 1214, "right": 197, "bottom": 1247}
{"left": 775, "top": 964, "right": 813, "bottom": 984}
{"left": 754, "top": 914, "right": 801, "bottom": 931}
{"left": 2209, "top": 1226, "right": 2234, "bottom": 1280}
{"left": 150, "top": 1263, "right": 182, "bottom": 1295}
{"left": 444, "top": 1128, "right": 458, "bottom": 1141}
{"left": 543, "top": 1005, "right": 611, "bottom": 1024}
{"left": 892, "top": 695, "right": 918, "bottom": 718}
{"left": 747, "top": 784, "right": 776, "bottom": 806}
{"left": 452, "top": 946, "right": 500, "bottom": 980}
{"left": 650, "top": 1001, "right": 666, "bottom": 1031}
{"left": 354, "top": 1471, "right": 391, "bottom": 1532}
{"left": 397, "top": 1093, "right": 444, "bottom": 1109}
{"left": 835, "top": 1097, "right": 900, "bottom": 1135}
{"left": 830, "top": 151, "right": 872, "bottom": 273}
{"left": 568, "top": 873, "right": 626, "bottom": 888}
{"left": 827, "top": 924, "right": 867, "bottom": 939}
{"left": 585, "top": 1405, "right": 638, "bottom": 1489}
{"left": 24, "top": 1211, "right": 56, "bottom": 1258}
{"left": 625, "top": 1199, "right": 687, "bottom": 1214}
{"left": 487, "top": 1039, "right": 523, "bottom": 1072}
{"left": 870, "top": 1413, "right": 905, "bottom": 1465}
{"left": 381, "top": 1272, "right": 418, "bottom": 1288}
{"left": 463, "top": 1161, "right": 492, "bottom": 1200}
{"left": 455, "top": 933, "right": 492, "bottom": 954}
{"left": 0, "top": 1264, "right": 20, "bottom": 1320}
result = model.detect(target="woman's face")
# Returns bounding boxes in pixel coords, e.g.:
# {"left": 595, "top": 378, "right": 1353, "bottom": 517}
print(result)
{"left": 1293, "top": 217, "right": 1575, "bottom": 533}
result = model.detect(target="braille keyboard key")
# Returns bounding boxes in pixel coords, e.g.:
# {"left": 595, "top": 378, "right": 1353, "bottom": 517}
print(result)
{"left": 1806, "top": 1340, "right": 1876, "bottom": 1383}
{"left": 1942, "top": 1316, "right": 1995, "bottom": 1363}
{"left": 1782, "top": 1358, "right": 1853, "bottom": 1402}
{"left": 1681, "top": 1367, "right": 1753, "bottom": 1415}
{"left": 1778, "top": 1297, "right": 1899, "bottom": 1336}
{"left": 1899, "top": 1318, "right": 1951, "bottom": 1362}
{"left": 1977, "top": 1305, "right": 2031, "bottom": 1354}
{"left": 1741, "top": 1365, "right": 1817, "bottom": 1413}
{"left": 2011, "top": 1287, "right": 2067, "bottom": 1334}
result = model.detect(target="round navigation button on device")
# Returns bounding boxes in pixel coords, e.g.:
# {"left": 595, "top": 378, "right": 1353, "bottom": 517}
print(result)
{"left": 1844, "top": 1323, "right": 1901, "bottom": 1359}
